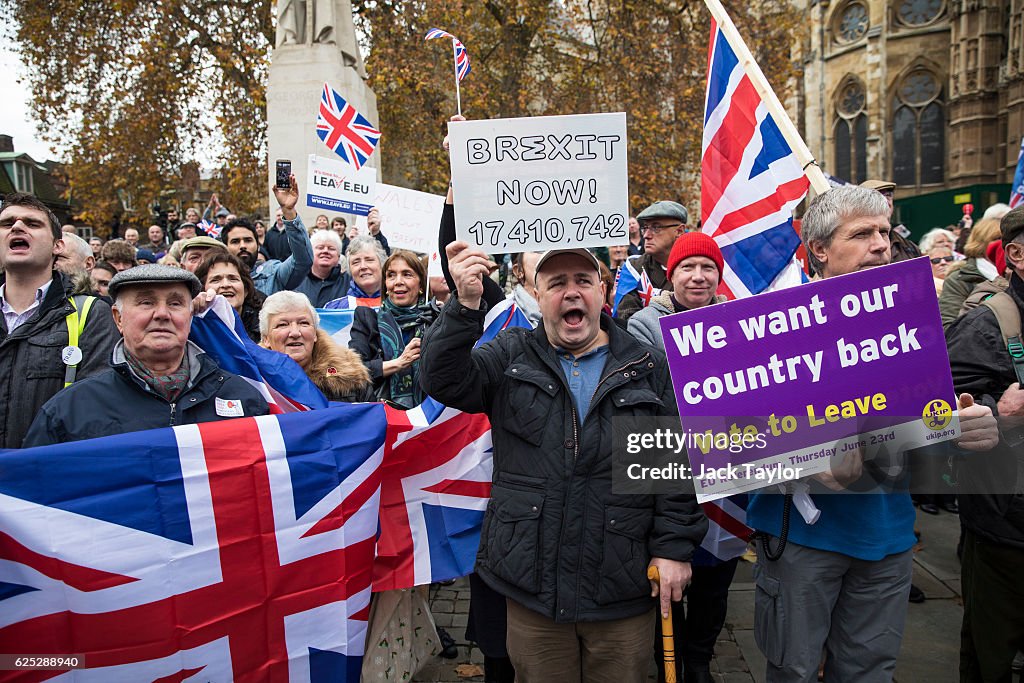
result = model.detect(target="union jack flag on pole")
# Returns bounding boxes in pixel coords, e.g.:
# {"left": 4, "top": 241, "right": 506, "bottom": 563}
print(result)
{"left": 701, "top": 0, "right": 830, "bottom": 299}
{"left": 316, "top": 83, "right": 381, "bottom": 170}
{"left": 425, "top": 28, "right": 472, "bottom": 115}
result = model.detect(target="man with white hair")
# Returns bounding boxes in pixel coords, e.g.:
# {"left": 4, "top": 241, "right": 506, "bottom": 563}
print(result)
{"left": 123, "top": 227, "right": 140, "bottom": 247}
{"left": 295, "top": 229, "right": 349, "bottom": 307}
{"left": 23, "top": 264, "right": 269, "bottom": 446}
{"left": 55, "top": 231, "right": 96, "bottom": 277}
{"left": 747, "top": 185, "right": 1000, "bottom": 683}
{"left": 983, "top": 202, "right": 1012, "bottom": 221}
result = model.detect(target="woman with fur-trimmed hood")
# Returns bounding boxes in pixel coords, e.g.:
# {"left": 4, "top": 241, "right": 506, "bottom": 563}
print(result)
{"left": 259, "top": 291, "right": 375, "bottom": 402}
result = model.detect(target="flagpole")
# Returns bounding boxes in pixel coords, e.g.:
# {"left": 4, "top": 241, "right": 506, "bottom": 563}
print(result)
{"left": 703, "top": 0, "right": 831, "bottom": 196}
{"left": 452, "top": 39, "right": 462, "bottom": 116}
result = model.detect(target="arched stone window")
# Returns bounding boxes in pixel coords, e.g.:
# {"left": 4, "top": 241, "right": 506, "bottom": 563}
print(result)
{"left": 892, "top": 69, "right": 944, "bottom": 186}
{"left": 894, "top": 0, "right": 944, "bottom": 27}
{"left": 834, "top": 79, "right": 868, "bottom": 183}
{"left": 834, "top": 1, "right": 870, "bottom": 43}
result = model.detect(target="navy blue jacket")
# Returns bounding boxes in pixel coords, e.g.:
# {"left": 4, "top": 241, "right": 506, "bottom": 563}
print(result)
{"left": 23, "top": 341, "right": 269, "bottom": 447}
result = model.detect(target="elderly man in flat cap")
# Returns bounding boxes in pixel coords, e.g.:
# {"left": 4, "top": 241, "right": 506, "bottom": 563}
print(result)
{"left": 617, "top": 200, "right": 690, "bottom": 323}
{"left": 179, "top": 235, "right": 228, "bottom": 273}
{"left": 23, "top": 264, "right": 269, "bottom": 446}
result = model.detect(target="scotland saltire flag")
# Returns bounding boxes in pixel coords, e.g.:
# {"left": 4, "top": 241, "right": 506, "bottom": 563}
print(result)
{"left": 1011, "top": 137, "right": 1024, "bottom": 208}
{"left": 318, "top": 307, "right": 357, "bottom": 347}
{"left": 424, "top": 28, "right": 472, "bottom": 81}
{"left": 191, "top": 297, "right": 329, "bottom": 412}
{"left": 317, "top": 83, "right": 381, "bottom": 170}
{"left": 0, "top": 407, "right": 384, "bottom": 681}
{"left": 702, "top": 20, "right": 810, "bottom": 299}
{"left": 611, "top": 257, "right": 660, "bottom": 316}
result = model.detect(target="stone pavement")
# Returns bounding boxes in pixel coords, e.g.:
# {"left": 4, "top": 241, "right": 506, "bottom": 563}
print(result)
{"left": 416, "top": 508, "right": 1000, "bottom": 682}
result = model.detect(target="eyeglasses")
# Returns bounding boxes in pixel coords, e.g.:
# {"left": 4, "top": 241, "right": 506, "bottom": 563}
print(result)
{"left": 640, "top": 223, "right": 683, "bottom": 235}
{"left": 929, "top": 256, "right": 955, "bottom": 264}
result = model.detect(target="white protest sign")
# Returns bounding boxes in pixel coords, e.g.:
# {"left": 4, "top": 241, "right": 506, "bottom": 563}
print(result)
{"left": 306, "top": 154, "right": 376, "bottom": 216}
{"left": 448, "top": 113, "right": 629, "bottom": 253}
{"left": 355, "top": 183, "right": 445, "bottom": 254}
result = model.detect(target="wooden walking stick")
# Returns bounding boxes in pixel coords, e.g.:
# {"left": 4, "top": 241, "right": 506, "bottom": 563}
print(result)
{"left": 648, "top": 565, "right": 677, "bottom": 683}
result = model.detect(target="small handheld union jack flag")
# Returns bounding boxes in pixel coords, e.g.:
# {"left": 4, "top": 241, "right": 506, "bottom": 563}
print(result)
{"left": 199, "top": 218, "right": 220, "bottom": 239}
{"left": 424, "top": 28, "right": 471, "bottom": 81}
{"left": 425, "top": 27, "right": 472, "bottom": 114}
{"left": 316, "top": 83, "right": 381, "bottom": 170}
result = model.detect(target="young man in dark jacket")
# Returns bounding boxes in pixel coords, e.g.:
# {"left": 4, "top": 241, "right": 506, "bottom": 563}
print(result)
{"left": 946, "top": 205, "right": 1024, "bottom": 682}
{"left": 23, "top": 265, "right": 268, "bottom": 446}
{"left": 421, "top": 242, "right": 707, "bottom": 683}
{"left": 0, "top": 192, "right": 120, "bottom": 448}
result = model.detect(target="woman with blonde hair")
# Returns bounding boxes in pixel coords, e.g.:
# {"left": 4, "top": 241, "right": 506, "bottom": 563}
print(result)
{"left": 259, "top": 290, "right": 375, "bottom": 402}
{"left": 938, "top": 217, "right": 1003, "bottom": 328}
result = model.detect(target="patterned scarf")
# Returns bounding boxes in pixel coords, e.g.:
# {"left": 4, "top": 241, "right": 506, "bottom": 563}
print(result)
{"left": 125, "top": 350, "right": 190, "bottom": 402}
{"left": 377, "top": 297, "right": 433, "bottom": 409}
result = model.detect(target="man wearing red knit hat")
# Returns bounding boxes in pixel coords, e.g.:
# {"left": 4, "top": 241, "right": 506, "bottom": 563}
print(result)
{"left": 627, "top": 232, "right": 727, "bottom": 351}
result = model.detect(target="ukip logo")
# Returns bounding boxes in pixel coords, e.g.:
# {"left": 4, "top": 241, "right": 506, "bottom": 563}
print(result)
{"left": 922, "top": 398, "right": 953, "bottom": 431}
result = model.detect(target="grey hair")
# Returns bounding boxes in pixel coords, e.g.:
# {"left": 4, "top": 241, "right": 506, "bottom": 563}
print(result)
{"left": 259, "top": 290, "right": 319, "bottom": 338}
{"left": 918, "top": 227, "right": 956, "bottom": 255}
{"left": 311, "top": 229, "right": 343, "bottom": 251}
{"left": 345, "top": 235, "right": 386, "bottom": 264}
{"left": 983, "top": 203, "right": 1011, "bottom": 220}
{"left": 60, "top": 231, "right": 93, "bottom": 261}
{"left": 801, "top": 186, "right": 891, "bottom": 274}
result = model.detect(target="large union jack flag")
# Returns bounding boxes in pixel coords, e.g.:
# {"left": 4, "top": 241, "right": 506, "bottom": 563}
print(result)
{"left": 702, "top": 19, "right": 810, "bottom": 300}
{"left": 316, "top": 84, "right": 381, "bottom": 170}
{"left": 0, "top": 407, "right": 384, "bottom": 682}
{"left": 424, "top": 28, "right": 471, "bottom": 81}
{"left": 373, "top": 399, "right": 491, "bottom": 590}
{"left": 195, "top": 295, "right": 495, "bottom": 593}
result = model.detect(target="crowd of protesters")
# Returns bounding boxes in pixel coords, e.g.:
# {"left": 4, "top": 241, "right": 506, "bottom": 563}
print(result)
{"left": 1, "top": 117, "right": 1023, "bottom": 683}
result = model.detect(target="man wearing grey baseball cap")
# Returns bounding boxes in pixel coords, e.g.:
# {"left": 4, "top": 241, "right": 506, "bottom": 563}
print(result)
{"left": 23, "top": 264, "right": 269, "bottom": 446}
{"left": 421, "top": 240, "right": 706, "bottom": 683}
{"left": 617, "top": 200, "right": 690, "bottom": 323}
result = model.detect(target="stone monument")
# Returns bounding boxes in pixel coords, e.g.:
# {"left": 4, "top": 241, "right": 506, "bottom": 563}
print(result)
{"left": 266, "top": 0, "right": 379, "bottom": 227}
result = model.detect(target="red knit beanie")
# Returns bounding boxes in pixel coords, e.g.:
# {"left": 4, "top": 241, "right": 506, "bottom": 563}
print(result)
{"left": 666, "top": 232, "right": 724, "bottom": 278}
{"left": 987, "top": 239, "right": 1007, "bottom": 275}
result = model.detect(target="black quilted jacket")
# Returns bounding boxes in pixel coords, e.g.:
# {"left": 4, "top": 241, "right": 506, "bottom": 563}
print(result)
{"left": 421, "top": 298, "right": 707, "bottom": 623}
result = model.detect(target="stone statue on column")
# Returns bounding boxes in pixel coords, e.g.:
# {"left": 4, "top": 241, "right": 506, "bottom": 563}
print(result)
{"left": 275, "top": 0, "right": 366, "bottom": 78}
{"left": 268, "top": 0, "right": 378, "bottom": 225}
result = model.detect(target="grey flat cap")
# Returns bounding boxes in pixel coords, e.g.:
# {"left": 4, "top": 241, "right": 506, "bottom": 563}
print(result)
{"left": 637, "top": 200, "right": 689, "bottom": 224}
{"left": 108, "top": 264, "right": 202, "bottom": 299}
{"left": 180, "top": 236, "right": 228, "bottom": 253}
{"left": 1001, "top": 204, "right": 1024, "bottom": 244}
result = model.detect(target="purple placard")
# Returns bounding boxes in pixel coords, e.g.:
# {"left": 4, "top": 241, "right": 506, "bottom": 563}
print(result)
{"left": 658, "top": 257, "right": 960, "bottom": 501}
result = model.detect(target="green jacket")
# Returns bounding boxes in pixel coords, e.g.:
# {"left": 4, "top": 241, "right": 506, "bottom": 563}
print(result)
{"left": 939, "top": 258, "right": 987, "bottom": 330}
